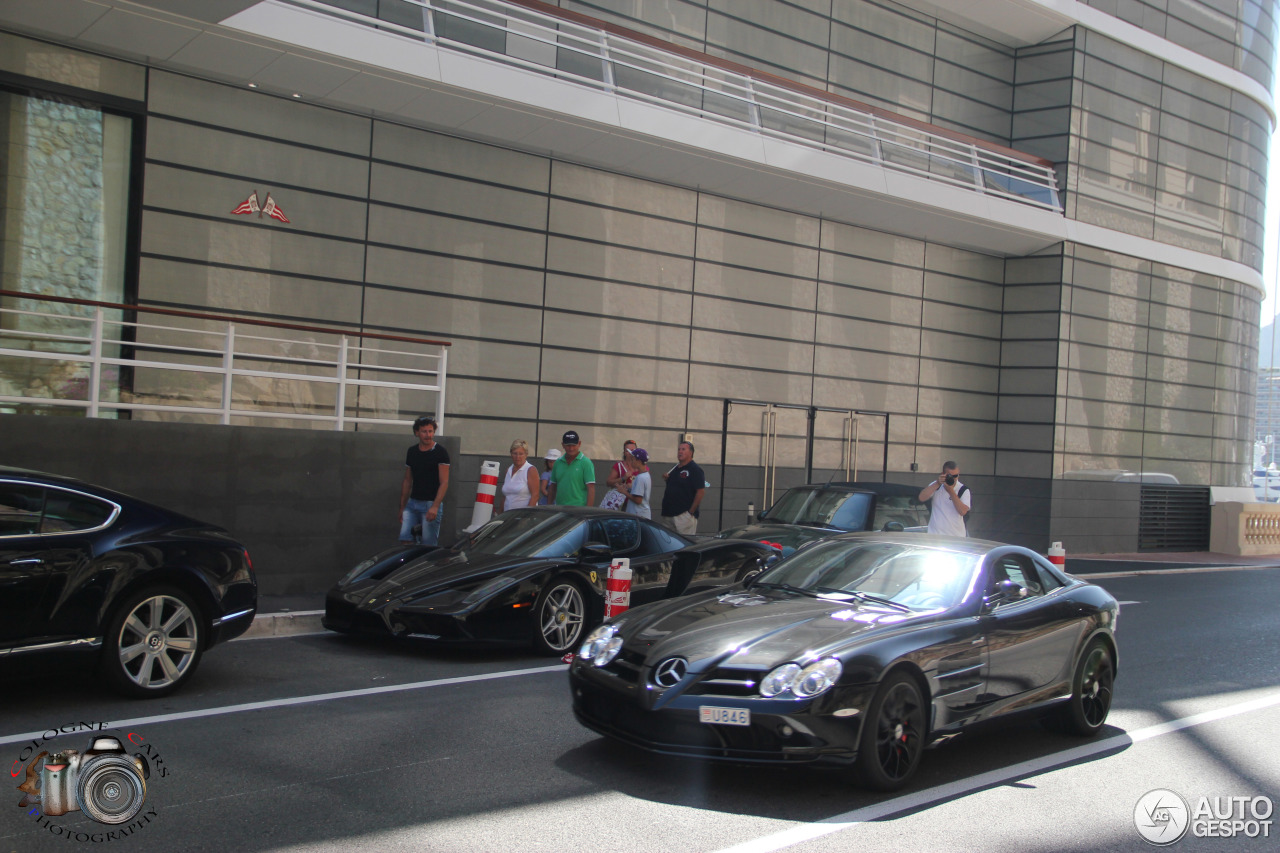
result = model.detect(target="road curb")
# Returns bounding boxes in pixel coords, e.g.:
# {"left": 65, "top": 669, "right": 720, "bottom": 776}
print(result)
{"left": 238, "top": 610, "right": 326, "bottom": 640}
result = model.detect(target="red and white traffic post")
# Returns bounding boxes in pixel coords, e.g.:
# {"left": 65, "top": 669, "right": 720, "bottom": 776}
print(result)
{"left": 465, "top": 460, "right": 501, "bottom": 532}
{"left": 605, "top": 558, "right": 632, "bottom": 621}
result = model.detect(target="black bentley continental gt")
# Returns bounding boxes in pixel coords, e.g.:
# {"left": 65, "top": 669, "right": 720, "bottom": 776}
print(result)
{"left": 0, "top": 468, "right": 258, "bottom": 698}
{"left": 324, "top": 506, "right": 776, "bottom": 655}
{"left": 570, "top": 532, "right": 1118, "bottom": 790}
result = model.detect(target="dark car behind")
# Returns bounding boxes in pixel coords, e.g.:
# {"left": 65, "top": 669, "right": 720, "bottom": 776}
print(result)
{"left": 0, "top": 468, "right": 257, "bottom": 697}
{"left": 717, "top": 482, "right": 929, "bottom": 556}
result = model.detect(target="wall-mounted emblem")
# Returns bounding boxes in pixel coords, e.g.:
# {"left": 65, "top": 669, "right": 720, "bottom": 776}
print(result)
{"left": 231, "top": 190, "right": 290, "bottom": 223}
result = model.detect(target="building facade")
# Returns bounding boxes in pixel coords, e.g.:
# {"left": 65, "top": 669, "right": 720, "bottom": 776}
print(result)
{"left": 0, "top": 0, "right": 1273, "bottom": 554}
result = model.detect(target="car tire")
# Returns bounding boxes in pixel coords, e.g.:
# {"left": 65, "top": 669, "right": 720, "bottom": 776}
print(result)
{"left": 529, "top": 576, "right": 588, "bottom": 656}
{"left": 100, "top": 586, "right": 205, "bottom": 698}
{"left": 854, "top": 671, "right": 927, "bottom": 791}
{"left": 1057, "top": 638, "right": 1114, "bottom": 736}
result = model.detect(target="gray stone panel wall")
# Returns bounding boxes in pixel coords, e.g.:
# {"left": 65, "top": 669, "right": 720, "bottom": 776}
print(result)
{"left": 0, "top": 415, "right": 461, "bottom": 596}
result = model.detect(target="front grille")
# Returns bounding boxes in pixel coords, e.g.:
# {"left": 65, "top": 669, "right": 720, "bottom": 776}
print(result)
{"left": 685, "top": 667, "right": 762, "bottom": 697}
{"left": 602, "top": 647, "right": 646, "bottom": 683}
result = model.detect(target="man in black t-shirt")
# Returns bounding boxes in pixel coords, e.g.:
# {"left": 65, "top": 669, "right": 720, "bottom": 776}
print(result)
{"left": 661, "top": 441, "right": 705, "bottom": 536}
{"left": 399, "top": 416, "right": 450, "bottom": 545}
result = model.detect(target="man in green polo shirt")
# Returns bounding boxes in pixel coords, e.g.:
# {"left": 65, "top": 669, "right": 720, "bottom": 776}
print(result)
{"left": 548, "top": 429, "right": 595, "bottom": 506}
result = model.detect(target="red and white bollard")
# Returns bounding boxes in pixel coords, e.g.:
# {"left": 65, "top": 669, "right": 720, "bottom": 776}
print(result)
{"left": 605, "top": 558, "right": 632, "bottom": 621}
{"left": 465, "top": 460, "right": 501, "bottom": 532}
{"left": 1047, "top": 541, "right": 1066, "bottom": 569}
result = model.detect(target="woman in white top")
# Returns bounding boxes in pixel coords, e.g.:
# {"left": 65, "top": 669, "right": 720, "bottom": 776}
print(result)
{"left": 497, "top": 439, "right": 540, "bottom": 512}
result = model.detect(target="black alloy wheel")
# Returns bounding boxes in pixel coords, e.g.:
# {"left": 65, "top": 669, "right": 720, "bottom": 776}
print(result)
{"left": 1060, "top": 638, "right": 1114, "bottom": 736}
{"left": 530, "top": 577, "right": 588, "bottom": 656}
{"left": 855, "top": 671, "right": 927, "bottom": 791}
{"left": 100, "top": 586, "right": 205, "bottom": 698}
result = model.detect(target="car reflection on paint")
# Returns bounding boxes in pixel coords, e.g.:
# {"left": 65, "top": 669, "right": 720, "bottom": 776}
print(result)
{"left": 570, "top": 532, "right": 1118, "bottom": 790}
{"left": 323, "top": 506, "right": 776, "bottom": 656}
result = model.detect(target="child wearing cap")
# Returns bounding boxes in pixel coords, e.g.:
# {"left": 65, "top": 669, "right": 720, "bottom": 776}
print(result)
{"left": 621, "top": 447, "right": 652, "bottom": 519}
{"left": 538, "top": 447, "right": 561, "bottom": 506}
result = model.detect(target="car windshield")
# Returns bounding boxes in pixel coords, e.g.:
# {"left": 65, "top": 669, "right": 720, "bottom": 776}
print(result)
{"left": 756, "top": 539, "right": 981, "bottom": 610}
{"left": 460, "top": 509, "right": 588, "bottom": 559}
{"left": 762, "top": 488, "right": 872, "bottom": 530}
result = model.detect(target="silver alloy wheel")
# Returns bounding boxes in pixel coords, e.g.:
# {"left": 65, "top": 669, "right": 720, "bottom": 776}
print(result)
{"left": 538, "top": 582, "right": 586, "bottom": 653}
{"left": 116, "top": 594, "right": 200, "bottom": 691}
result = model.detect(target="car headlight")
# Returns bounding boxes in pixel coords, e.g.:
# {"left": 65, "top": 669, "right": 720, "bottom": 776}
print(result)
{"left": 578, "top": 624, "right": 621, "bottom": 665}
{"left": 760, "top": 663, "right": 801, "bottom": 697}
{"left": 759, "top": 658, "right": 842, "bottom": 698}
{"left": 793, "top": 658, "right": 842, "bottom": 697}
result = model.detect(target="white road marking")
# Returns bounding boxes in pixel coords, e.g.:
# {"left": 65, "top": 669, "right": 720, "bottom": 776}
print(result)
{"left": 709, "top": 689, "right": 1280, "bottom": 853}
{"left": 0, "top": 665, "right": 565, "bottom": 747}
{"left": 1080, "top": 563, "right": 1280, "bottom": 578}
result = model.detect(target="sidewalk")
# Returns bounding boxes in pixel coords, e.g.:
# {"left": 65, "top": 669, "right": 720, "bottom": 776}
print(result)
{"left": 235, "top": 550, "right": 1280, "bottom": 641}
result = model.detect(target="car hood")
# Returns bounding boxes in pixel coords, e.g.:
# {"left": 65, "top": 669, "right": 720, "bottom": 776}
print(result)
{"left": 617, "top": 586, "right": 929, "bottom": 668}
{"left": 339, "top": 549, "right": 563, "bottom": 602}
{"left": 716, "top": 523, "right": 837, "bottom": 555}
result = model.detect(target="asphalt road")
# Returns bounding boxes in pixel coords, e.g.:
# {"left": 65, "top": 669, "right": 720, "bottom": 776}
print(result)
{"left": 2, "top": 568, "right": 1278, "bottom": 853}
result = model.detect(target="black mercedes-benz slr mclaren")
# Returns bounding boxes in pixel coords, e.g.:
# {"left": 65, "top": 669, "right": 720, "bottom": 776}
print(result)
{"left": 570, "top": 532, "right": 1118, "bottom": 790}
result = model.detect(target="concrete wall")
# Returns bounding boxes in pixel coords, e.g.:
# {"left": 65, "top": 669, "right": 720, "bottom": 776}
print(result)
{"left": 0, "top": 415, "right": 461, "bottom": 596}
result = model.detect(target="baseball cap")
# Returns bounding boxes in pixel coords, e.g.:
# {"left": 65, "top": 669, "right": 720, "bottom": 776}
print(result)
{"left": 627, "top": 447, "right": 649, "bottom": 464}
{"left": 545, "top": 448, "right": 563, "bottom": 461}
{"left": 562, "top": 430, "right": 581, "bottom": 445}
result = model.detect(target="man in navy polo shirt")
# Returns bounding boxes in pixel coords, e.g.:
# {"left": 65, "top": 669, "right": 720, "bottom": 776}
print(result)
{"left": 661, "top": 440, "right": 705, "bottom": 535}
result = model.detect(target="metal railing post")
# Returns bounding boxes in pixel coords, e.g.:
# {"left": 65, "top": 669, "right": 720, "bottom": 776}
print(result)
{"left": 436, "top": 346, "right": 448, "bottom": 434}
{"left": 221, "top": 323, "right": 235, "bottom": 426}
{"left": 88, "top": 307, "right": 104, "bottom": 418}
{"left": 335, "top": 334, "right": 349, "bottom": 430}
{"left": 600, "top": 32, "right": 615, "bottom": 92}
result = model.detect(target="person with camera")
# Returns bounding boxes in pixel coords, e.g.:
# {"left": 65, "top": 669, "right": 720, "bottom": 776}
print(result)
{"left": 918, "top": 460, "right": 970, "bottom": 536}
{"left": 399, "top": 415, "right": 450, "bottom": 545}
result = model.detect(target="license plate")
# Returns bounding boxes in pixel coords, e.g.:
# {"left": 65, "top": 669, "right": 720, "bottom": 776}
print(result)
{"left": 699, "top": 706, "right": 750, "bottom": 726}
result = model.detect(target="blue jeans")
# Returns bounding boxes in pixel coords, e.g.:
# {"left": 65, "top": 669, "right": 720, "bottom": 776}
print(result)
{"left": 400, "top": 498, "right": 442, "bottom": 545}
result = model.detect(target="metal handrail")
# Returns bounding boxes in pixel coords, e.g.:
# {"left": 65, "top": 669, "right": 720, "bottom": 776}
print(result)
{"left": 0, "top": 291, "right": 450, "bottom": 432}
{"left": 290, "top": 0, "right": 1061, "bottom": 211}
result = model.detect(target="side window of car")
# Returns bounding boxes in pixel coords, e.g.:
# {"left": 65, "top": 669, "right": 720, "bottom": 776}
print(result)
{"left": 40, "top": 489, "right": 116, "bottom": 534}
{"left": 1031, "top": 560, "right": 1065, "bottom": 592}
{"left": 994, "top": 556, "right": 1044, "bottom": 597}
{"left": 0, "top": 483, "right": 45, "bottom": 537}
{"left": 600, "top": 517, "right": 640, "bottom": 553}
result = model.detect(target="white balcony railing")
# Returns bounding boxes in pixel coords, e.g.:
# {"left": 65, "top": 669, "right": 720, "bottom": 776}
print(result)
{"left": 290, "top": 0, "right": 1062, "bottom": 212}
{"left": 0, "top": 291, "right": 449, "bottom": 432}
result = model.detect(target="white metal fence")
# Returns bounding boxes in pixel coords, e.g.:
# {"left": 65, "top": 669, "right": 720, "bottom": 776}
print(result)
{"left": 297, "top": 0, "right": 1062, "bottom": 211}
{"left": 0, "top": 292, "right": 449, "bottom": 432}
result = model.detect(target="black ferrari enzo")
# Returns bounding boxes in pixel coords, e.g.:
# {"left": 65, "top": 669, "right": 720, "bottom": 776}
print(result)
{"left": 0, "top": 467, "right": 258, "bottom": 698}
{"left": 570, "top": 532, "right": 1118, "bottom": 790}
{"left": 323, "top": 506, "right": 775, "bottom": 655}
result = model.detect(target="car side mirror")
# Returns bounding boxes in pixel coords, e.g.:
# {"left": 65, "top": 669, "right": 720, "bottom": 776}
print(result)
{"left": 581, "top": 543, "right": 612, "bottom": 562}
{"left": 882, "top": 521, "right": 905, "bottom": 532}
{"left": 983, "top": 579, "right": 1028, "bottom": 610}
